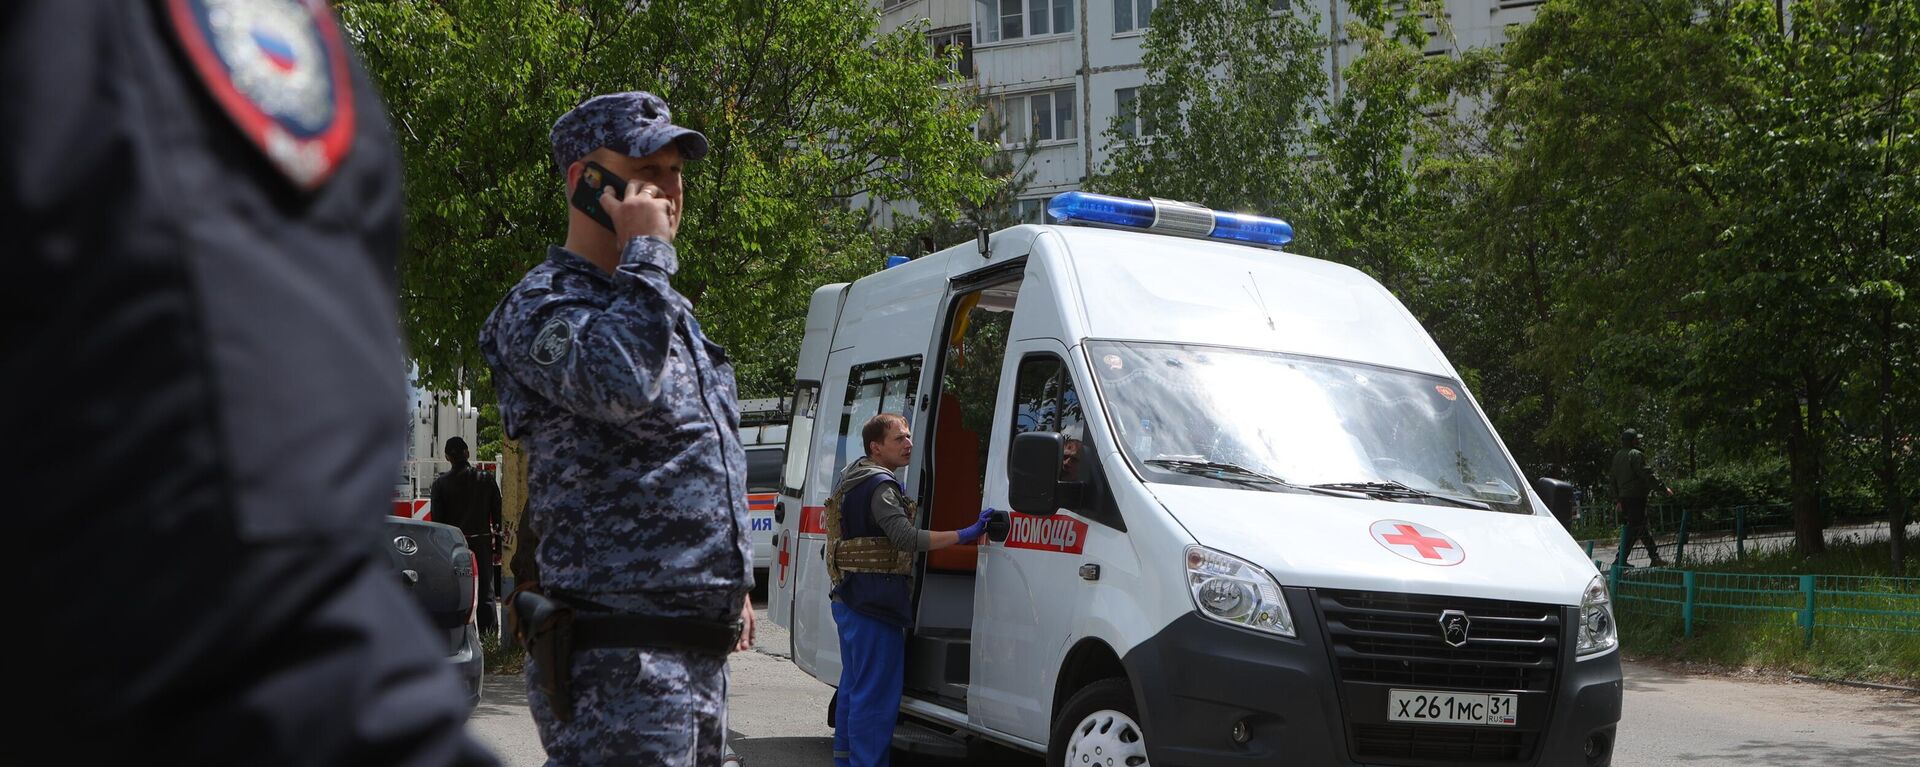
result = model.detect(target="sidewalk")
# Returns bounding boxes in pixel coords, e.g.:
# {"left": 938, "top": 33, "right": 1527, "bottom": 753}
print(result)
{"left": 1584, "top": 521, "right": 1918, "bottom": 569}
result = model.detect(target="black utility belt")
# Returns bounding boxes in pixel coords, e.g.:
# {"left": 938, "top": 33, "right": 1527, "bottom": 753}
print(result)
{"left": 571, "top": 612, "right": 742, "bottom": 654}
{"left": 513, "top": 589, "right": 741, "bottom": 723}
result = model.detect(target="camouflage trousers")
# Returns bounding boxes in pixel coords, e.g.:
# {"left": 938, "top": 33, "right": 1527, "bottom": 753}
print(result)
{"left": 527, "top": 647, "right": 729, "bottom": 766}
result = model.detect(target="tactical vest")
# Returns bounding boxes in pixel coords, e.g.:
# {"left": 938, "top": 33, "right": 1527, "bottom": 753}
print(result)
{"left": 825, "top": 473, "right": 916, "bottom": 627}
{"left": 824, "top": 474, "right": 915, "bottom": 585}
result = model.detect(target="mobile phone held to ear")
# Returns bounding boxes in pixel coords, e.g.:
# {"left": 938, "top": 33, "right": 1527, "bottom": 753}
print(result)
{"left": 570, "top": 161, "right": 624, "bottom": 232}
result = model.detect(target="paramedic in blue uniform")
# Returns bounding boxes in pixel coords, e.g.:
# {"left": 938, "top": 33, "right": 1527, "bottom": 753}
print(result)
{"left": 5, "top": 2, "right": 495, "bottom": 765}
{"left": 480, "top": 91, "right": 756, "bottom": 766}
{"left": 828, "top": 414, "right": 994, "bottom": 767}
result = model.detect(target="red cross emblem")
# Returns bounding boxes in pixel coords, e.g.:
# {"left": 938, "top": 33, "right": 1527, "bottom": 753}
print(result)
{"left": 778, "top": 535, "right": 791, "bottom": 585}
{"left": 1370, "top": 520, "right": 1465, "bottom": 566}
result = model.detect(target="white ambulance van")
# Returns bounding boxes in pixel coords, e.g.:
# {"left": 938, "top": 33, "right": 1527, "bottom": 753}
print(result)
{"left": 739, "top": 397, "right": 789, "bottom": 581}
{"left": 768, "top": 192, "right": 1622, "bottom": 767}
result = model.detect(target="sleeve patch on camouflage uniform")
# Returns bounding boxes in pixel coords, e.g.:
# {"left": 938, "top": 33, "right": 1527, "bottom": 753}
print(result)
{"left": 530, "top": 318, "right": 573, "bottom": 366}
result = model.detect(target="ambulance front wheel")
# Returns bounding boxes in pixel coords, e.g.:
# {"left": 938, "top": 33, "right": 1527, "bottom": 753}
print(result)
{"left": 1050, "top": 678, "right": 1149, "bottom": 767}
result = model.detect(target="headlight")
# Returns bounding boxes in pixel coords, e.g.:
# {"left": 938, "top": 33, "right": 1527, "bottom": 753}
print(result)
{"left": 1577, "top": 574, "right": 1618, "bottom": 658}
{"left": 1186, "top": 546, "right": 1294, "bottom": 637}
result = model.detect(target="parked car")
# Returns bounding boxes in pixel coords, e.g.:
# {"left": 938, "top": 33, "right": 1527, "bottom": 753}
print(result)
{"left": 380, "top": 516, "right": 484, "bottom": 713}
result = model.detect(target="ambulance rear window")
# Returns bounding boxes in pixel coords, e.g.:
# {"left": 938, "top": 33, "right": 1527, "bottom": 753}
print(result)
{"left": 746, "top": 447, "right": 784, "bottom": 493}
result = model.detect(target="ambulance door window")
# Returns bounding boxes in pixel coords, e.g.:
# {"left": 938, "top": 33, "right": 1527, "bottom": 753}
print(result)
{"left": 834, "top": 357, "right": 923, "bottom": 479}
{"left": 1009, "top": 354, "right": 1086, "bottom": 482}
{"left": 941, "top": 281, "right": 1021, "bottom": 490}
{"left": 781, "top": 384, "right": 819, "bottom": 497}
{"left": 926, "top": 279, "right": 1022, "bottom": 569}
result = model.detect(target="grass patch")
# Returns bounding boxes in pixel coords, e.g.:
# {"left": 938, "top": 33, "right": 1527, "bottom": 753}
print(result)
{"left": 1616, "top": 537, "right": 1919, "bottom": 687}
{"left": 482, "top": 631, "right": 526, "bottom": 676}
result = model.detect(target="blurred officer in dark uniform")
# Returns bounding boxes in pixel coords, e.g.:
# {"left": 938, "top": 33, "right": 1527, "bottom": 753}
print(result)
{"left": 481, "top": 91, "right": 754, "bottom": 766}
{"left": 432, "top": 436, "right": 504, "bottom": 634}
{"left": 3, "top": 2, "right": 497, "bottom": 764}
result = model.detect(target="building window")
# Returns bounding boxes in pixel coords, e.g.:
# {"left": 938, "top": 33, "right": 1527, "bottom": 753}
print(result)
{"left": 991, "top": 87, "right": 1076, "bottom": 145}
{"left": 977, "top": 0, "right": 1075, "bottom": 43}
{"left": 929, "top": 27, "right": 975, "bottom": 80}
{"left": 1270, "top": 0, "right": 1290, "bottom": 10}
{"left": 1013, "top": 198, "right": 1057, "bottom": 224}
{"left": 1115, "top": 86, "right": 1157, "bottom": 138}
{"left": 1114, "top": 0, "right": 1154, "bottom": 33}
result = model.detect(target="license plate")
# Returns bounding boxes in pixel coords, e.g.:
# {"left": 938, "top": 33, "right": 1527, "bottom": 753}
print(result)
{"left": 1388, "top": 689, "right": 1517, "bottom": 727}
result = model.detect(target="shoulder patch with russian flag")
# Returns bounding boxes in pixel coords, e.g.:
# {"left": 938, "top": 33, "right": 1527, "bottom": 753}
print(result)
{"left": 165, "top": 0, "right": 357, "bottom": 190}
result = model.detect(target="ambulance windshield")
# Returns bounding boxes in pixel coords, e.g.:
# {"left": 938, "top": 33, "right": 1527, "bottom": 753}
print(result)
{"left": 1088, "top": 341, "right": 1528, "bottom": 513}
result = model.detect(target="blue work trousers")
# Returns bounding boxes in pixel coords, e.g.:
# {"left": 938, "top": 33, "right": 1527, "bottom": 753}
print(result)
{"left": 831, "top": 601, "right": 905, "bottom": 767}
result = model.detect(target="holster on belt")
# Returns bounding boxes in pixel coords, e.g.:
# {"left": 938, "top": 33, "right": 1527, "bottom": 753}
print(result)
{"left": 509, "top": 588, "right": 745, "bottom": 724}
{"left": 511, "top": 588, "right": 577, "bottom": 722}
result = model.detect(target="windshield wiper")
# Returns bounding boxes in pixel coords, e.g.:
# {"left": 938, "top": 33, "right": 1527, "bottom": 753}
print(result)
{"left": 1145, "top": 458, "right": 1290, "bottom": 489}
{"left": 1309, "top": 480, "right": 1492, "bottom": 510}
{"left": 1145, "top": 458, "right": 1362, "bottom": 498}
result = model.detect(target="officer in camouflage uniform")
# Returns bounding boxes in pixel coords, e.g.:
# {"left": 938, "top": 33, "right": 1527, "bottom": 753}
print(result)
{"left": 481, "top": 91, "right": 753, "bottom": 767}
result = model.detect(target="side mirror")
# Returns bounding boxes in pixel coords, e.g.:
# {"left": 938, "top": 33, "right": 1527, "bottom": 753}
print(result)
{"left": 773, "top": 501, "right": 786, "bottom": 525}
{"left": 1009, "top": 432, "right": 1064, "bottom": 516}
{"left": 1533, "top": 477, "right": 1575, "bottom": 530}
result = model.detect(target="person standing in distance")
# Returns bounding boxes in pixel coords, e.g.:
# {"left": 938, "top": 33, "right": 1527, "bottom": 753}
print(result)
{"left": 826, "top": 413, "right": 992, "bottom": 767}
{"left": 431, "top": 436, "right": 504, "bottom": 634}
{"left": 5, "top": 2, "right": 496, "bottom": 764}
{"left": 481, "top": 91, "right": 755, "bottom": 766}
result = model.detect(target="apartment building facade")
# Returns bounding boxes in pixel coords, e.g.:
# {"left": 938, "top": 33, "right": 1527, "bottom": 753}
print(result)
{"left": 875, "top": 0, "right": 1545, "bottom": 223}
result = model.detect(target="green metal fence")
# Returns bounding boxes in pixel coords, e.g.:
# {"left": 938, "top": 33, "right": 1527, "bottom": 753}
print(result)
{"left": 1609, "top": 567, "right": 1920, "bottom": 645}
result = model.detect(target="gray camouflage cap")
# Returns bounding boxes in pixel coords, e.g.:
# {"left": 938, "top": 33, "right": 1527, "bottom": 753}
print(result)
{"left": 549, "top": 91, "right": 709, "bottom": 172}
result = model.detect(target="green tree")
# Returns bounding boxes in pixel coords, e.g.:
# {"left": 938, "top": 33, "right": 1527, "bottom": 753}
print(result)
{"left": 1708, "top": 0, "right": 1920, "bottom": 566}
{"left": 1092, "top": 0, "right": 1328, "bottom": 215}
{"left": 877, "top": 103, "right": 1046, "bottom": 260}
{"left": 336, "top": 0, "right": 995, "bottom": 397}
{"left": 1483, "top": 0, "right": 1920, "bottom": 559}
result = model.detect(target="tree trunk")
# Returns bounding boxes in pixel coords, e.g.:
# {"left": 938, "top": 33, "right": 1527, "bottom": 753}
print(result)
{"left": 1876, "top": 307, "right": 1909, "bottom": 574}
{"left": 1785, "top": 381, "right": 1826, "bottom": 557}
{"left": 499, "top": 437, "right": 531, "bottom": 579}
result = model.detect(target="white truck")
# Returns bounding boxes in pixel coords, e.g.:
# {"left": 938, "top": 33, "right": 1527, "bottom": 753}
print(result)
{"left": 768, "top": 192, "right": 1622, "bottom": 766}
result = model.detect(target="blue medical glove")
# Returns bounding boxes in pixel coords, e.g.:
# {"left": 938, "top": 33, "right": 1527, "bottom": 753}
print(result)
{"left": 957, "top": 507, "right": 995, "bottom": 544}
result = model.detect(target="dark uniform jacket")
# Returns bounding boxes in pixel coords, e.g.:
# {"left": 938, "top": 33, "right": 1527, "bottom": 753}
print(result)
{"left": 432, "top": 464, "right": 503, "bottom": 545}
{"left": 1610, "top": 447, "right": 1661, "bottom": 502}
{"left": 5, "top": 2, "right": 493, "bottom": 764}
{"left": 480, "top": 241, "right": 749, "bottom": 616}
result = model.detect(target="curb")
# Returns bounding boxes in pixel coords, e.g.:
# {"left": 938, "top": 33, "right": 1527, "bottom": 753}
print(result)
{"left": 1789, "top": 674, "right": 1920, "bottom": 694}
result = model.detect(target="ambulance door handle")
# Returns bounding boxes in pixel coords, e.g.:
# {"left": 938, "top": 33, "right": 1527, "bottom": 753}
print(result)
{"left": 774, "top": 501, "right": 786, "bottom": 524}
{"left": 985, "top": 509, "right": 1010, "bottom": 543}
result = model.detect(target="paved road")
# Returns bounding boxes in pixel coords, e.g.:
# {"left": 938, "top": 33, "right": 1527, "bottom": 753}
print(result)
{"left": 467, "top": 604, "right": 1917, "bottom": 766}
{"left": 1620, "top": 664, "right": 1919, "bottom": 766}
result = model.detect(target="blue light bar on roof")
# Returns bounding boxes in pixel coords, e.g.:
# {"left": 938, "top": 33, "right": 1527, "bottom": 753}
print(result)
{"left": 1045, "top": 191, "right": 1294, "bottom": 247}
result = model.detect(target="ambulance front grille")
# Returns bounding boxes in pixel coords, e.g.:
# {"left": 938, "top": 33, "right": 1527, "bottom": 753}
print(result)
{"left": 1315, "top": 589, "right": 1562, "bottom": 693}
{"left": 1314, "top": 589, "right": 1564, "bottom": 765}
